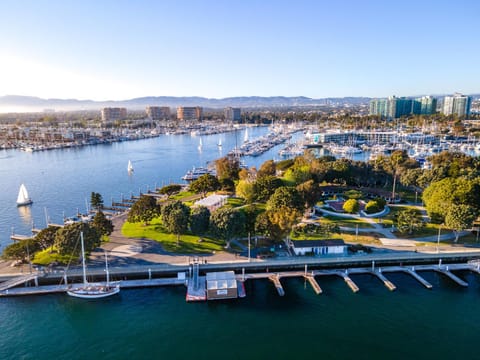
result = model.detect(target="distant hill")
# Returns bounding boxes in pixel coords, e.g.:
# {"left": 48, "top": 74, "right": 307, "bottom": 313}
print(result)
{"left": 0, "top": 95, "right": 371, "bottom": 112}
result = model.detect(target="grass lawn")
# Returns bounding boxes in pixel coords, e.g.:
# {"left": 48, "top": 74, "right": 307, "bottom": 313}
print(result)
{"left": 321, "top": 216, "right": 375, "bottom": 229}
{"left": 171, "top": 191, "right": 198, "bottom": 201}
{"left": 226, "top": 197, "right": 245, "bottom": 207}
{"left": 122, "top": 217, "right": 225, "bottom": 253}
{"left": 33, "top": 249, "right": 78, "bottom": 266}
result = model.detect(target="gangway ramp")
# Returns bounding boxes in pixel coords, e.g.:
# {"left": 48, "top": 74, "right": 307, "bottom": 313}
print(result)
{"left": 0, "top": 274, "right": 38, "bottom": 291}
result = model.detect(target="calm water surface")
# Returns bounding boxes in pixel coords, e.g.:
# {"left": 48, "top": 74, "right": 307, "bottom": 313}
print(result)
{"left": 1, "top": 127, "right": 479, "bottom": 359}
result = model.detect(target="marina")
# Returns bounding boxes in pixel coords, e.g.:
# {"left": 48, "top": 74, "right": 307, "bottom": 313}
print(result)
{"left": 1, "top": 253, "right": 480, "bottom": 299}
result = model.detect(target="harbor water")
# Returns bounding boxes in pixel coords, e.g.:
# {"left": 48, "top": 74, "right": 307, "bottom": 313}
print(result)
{"left": 1, "top": 272, "right": 480, "bottom": 359}
{"left": 1, "top": 127, "right": 480, "bottom": 359}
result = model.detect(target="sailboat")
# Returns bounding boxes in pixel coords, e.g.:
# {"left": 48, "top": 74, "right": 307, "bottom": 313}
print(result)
{"left": 217, "top": 139, "right": 222, "bottom": 148}
{"left": 127, "top": 160, "right": 134, "bottom": 173}
{"left": 67, "top": 232, "right": 120, "bottom": 299}
{"left": 16, "top": 183, "right": 33, "bottom": 206}
{"left": 244, "top": 128, "right": 249, "bottom": 143}
{"left": 198, "top": 138, "right": 203, "bottom": 151}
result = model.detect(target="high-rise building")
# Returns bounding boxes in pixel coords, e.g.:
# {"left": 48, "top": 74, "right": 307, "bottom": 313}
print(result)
{"left": 369, "top": 96, "right": 413, "bottom": 118}
{"left": 443, "top": 93, "right": 471, "bottom": 116}
{"left": 101, "top": 107, "right": 127, "bottom": 122}
{"left": 146, "top": 106, "right": 171, "bottom": 120}
{"left": 177, "top": 106, "right": 203, "bottom": 121}
{"left": 412, "top": 96, "right": 437, "bottom": 115}
{"left": 224, "top": 107, "right": 241, "bottom": 122}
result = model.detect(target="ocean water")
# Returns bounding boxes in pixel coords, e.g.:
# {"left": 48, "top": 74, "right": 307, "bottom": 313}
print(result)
{"left": 1, "top": 271, "right": 479, "bottom": 359}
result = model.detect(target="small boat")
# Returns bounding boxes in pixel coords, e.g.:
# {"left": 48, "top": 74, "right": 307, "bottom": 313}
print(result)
{"left": 198, "top": 138, "right": 203, "bottom": 151}
{"left": 181, "top": 166, "right": 216, "bottom": 181}
{"left": 217, "top": 139, "right": 222, "bottom": 147}
{"left": 244, "top": 128, "right": 249, "bottom": 143}
{"left": 127, "top": 160, "right": 134, "bottom": 173}
{"left": 67, "top": 232, "right": 120, "bottom": 299}
{"left": 16, "top": 183, "right": 33, "bottom": 206}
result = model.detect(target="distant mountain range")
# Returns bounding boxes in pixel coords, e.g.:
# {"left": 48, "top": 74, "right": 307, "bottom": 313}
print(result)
{"left": 0, "top": 95, "right": 371, "bottom": 112}
{"left": 1, "top": 94, "right": 477, "bottom": 113}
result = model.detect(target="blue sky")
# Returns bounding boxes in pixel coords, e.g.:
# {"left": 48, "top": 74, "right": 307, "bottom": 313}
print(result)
{"left": 0, "top": 0, "right": 478, "bottom": 100}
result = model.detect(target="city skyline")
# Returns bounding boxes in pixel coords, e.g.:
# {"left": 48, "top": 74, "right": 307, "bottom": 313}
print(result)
{"left": 0, "top": 0, "right": 479, "bottom": 101}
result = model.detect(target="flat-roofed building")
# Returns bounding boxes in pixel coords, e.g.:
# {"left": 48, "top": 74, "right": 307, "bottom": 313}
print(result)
{"left": 206, "top": 271, "right": 238, "bottom": 300}
{"left": 177, "top": 106, "right": 203, "bottom": 121}
{"left": 224, "top": 107, "right": 241, "bottom": 122}
{"left": 443, "top": 93, "right": 471, "bottom": 116}
{"left": 146, "top": 106, "right": 171, "bottom": 120}
{"left": 101, "top": 107, "right": 127, "bottom": 122}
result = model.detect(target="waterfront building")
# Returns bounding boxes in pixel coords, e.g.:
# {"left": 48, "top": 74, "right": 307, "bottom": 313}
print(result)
{"left": 224, "top": 107, "right": 241, "bottom": 122}
{"left": 369, "top": 96, "right": 413, "bottom": 118}
{"left": 291, "top": 239, "right": 346, "bottom": 256}
{"left": 101, "top": 107, "right": 127, "bottom": 122}
{"left": 314, "top": 131, "right": 397, "bottom": 144}
{"left": 177, "top": 106, "right": 203, "bottom": 121}
{"left": 146, "top": 106, "right": 171, "bottom": 120}
{"left": 443, "top": 93, "right": 471, "bottom": 117}
{"left": 416, "top": 96, "right": 438, "bottom": 115}
{"left": 205, "top": 271, "right": 238, "bottom": 300}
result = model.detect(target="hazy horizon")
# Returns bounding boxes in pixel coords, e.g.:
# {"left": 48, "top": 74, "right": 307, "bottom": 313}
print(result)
{"left": 1, "top": 0, "right": 479, "bottom": 101}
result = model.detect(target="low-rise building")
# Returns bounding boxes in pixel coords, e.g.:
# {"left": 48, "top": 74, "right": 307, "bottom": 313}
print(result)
{"left": 291, "top": 239, "right": 346, "bottom": 256}
{"left": 206, "top": 271, "right": 238, "bottom": 300}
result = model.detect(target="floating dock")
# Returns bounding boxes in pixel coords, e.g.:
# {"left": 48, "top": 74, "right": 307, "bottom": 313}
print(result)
{"left": 0, "top": 261, "right": 478, "bottom": 298}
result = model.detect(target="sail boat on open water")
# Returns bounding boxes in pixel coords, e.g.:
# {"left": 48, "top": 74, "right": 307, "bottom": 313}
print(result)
{"left": 67, "top": 232, "right": 120, "bottom": 299}
{"left": 16, "top": 183, "right": 32, "bottom": 206}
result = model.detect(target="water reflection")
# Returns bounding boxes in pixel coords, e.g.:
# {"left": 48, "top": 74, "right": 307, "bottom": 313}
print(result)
{"left": 17, "top": 205, "right": 32, "bottom": 226}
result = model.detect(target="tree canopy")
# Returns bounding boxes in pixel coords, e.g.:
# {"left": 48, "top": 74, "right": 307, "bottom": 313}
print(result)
{"left": 210, "top": 207, "right": 245, "bottom": 242}
{"left": 54, "top": 222, "right": 100, "bottom": 256}
{"left": 189, "top": 174, "right": 220, "bottom": 197}
{"left": 128, "top": 195, "right": 160, "bottom": 225}
{"left": 161, "top": 201, "right": 191, "bottom": 243}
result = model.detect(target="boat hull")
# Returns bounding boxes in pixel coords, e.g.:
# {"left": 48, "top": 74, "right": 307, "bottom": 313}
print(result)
{"left": 16, "top": 199, "right": 33, "bottom": 206}
{"left": 67, "top": 284, "right": 120, "bottom": 299}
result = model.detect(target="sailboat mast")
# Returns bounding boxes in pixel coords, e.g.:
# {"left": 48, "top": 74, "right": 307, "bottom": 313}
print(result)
{"left": 104, "top": 251, "right": 110, "bottom": 285}
{"left": 80, "top": 232, "right": 87, "bottom": 286}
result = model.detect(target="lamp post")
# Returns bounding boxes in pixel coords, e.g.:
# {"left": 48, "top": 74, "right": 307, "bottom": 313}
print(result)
{"left": 437, "top": 224, "right": 442, "bottom": 253}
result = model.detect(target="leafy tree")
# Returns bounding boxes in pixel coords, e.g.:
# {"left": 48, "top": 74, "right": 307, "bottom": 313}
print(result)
{"left": 215, "top": 156, "right": 240, "bottom": 181}
{"left": 396, "top": 208, "right": 424, "bottom": 235}
{"left": 219, "top": 178, "right": 235, "bottom": 192}
{"left": 91, "top": 210, "right": 114, "bottom": 236}
{"left": 90, "top": 192, "right": 104, "bottom": 210}
{"left": 235, "top": 180, "right": 256, "bottom": 203}
{"left": 253, "top": 175, "right": 283, "bottom": 202}
{"left": 283, "top": 165, "right": 312, "bottom": 185}
{"left": 190, "top": 206, "right": 210, "bottom": 235}
{"left": 2, "top": 239, "right": 40, "bottom": 261}
{"left": 342, "top": 199, "right": 359, "bottom": 214}
{"left": 242, "top": 204, "right": 259, "bottom": 236}
{"left": 423, "top": 177, "right": 480, "bottom": 222}
{"left": 34, "top": 226, "right": 60, "bottom": 250}
{"left": 255, "top": 211, "right": 282, "bottom": 241}
{"left": 189, "top": 174, "right": 220, "bottom": 197}
{"left": 296, "top": 180, "right": 321, "bottom": 209}
{"left": 158, "top": 184, "right": 182, "bottom": 197}
{"left": 257, "top": 160, "right": 276, "bottom": 178}
{"left": 267, "top": 206, "right": 301, "bottom": 241}
{"left": 266, "top": 186, "right": 304, "bottom": 212}
{"left": 445, "top": 204, "right": 477, "bottom": 242}
{"left": 162, "top": 201, "right": 190, "bottom": 244}
{"left": 365, "top": 200, "right": 381, "bottom": 214}
{"left": 210, "top": 207, "right": 245, "bottom": 242}
{"left": 128, "top": 195, "right": 160, "bottom": 225}
{"left": 54, "top": 222, "right": 100, "bottom": 256}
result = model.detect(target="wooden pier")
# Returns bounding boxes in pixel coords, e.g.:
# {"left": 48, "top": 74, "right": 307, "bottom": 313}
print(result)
{"left": 268, "top": 274, "right": 285, "bottom": 296}
{"left": 434, "top": 267, "right": 468, "bottom": 287}
{"left": 304, "top": 274, "right": 322, "bottom": 295}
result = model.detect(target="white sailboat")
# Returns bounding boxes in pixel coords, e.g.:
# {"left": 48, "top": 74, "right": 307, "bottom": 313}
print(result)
{"left": 127, "top": 160, "right": 134, "bottom": 173}
{"left": 244, "top": 128, "right": 249, "bottom": 143}
{"left": 198, "top": 138, "right": 203, "bottom": 151}
{"left": 16, "top": 183, "right": 33, "bottom": 206}
{"left": 217, "top": 139, "right": 222, "bottom": 147}
{"left": 67, "top": 232, "right": 120, "bottom": 299}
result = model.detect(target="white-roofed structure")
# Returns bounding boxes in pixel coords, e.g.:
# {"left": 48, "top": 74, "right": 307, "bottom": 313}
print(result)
{"left": 206, "top": 271, "right": 238, "bottom": 300}
{"left": 193, "top": 194, "right": 228, "bottom": 212}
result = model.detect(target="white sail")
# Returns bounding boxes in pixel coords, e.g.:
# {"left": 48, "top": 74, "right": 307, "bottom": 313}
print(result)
{"left": 127, "top": 160, "right": 134, "bottom": 172}
{"left": 218, "top": 139, "right": 222, "bottom": 147}
{"left": 198, "top": 138, "right": 203, "bottom": 151}
{"left": 244, "top": 128, "right": 249, "bottom": 143}
{"left": 16, "top": 183, "right": 32, "bottom": 206}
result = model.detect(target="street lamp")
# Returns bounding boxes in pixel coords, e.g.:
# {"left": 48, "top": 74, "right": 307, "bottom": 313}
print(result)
{"left": 437, "top": 224, "right": 442, "bottom": 253}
